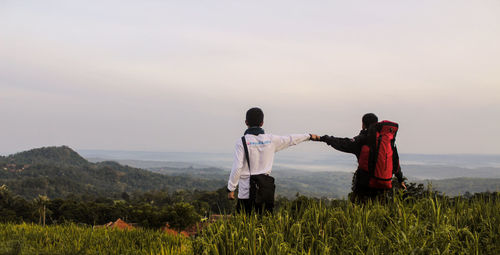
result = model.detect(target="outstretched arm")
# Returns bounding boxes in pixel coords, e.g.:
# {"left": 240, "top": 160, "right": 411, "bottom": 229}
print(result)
{"left": 273, "top": 133, "right": 311, "bottom": 152}
{"left": 320, "top": 135, "right": 363, "bottom": 155}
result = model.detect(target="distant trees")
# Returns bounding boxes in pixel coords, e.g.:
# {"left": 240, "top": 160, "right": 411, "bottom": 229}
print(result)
{"left": 1, "top": 182, "right": 499, "bottom": 234}
{"left": 0, "top": 185, "right": 232, "bottom": 231}
{"left": 1, "top": 154, "right": 225, "bottom": 200}
{"left": 0, "top": 185, "right": 34, "bottom": 223}
{"left": 166, "top": 202, "right": 200, "bottom": 231}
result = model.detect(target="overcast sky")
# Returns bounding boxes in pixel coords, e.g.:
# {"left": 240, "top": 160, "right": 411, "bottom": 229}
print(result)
{"left": 1, "top": 0, "right": 499, "bottom": 155}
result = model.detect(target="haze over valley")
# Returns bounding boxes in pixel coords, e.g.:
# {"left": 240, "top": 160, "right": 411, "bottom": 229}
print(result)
{"left": 79, "top": 149, "right": 500, "bottom": 197}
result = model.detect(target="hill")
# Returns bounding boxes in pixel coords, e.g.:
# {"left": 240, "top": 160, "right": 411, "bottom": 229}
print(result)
{"left": 423, "top": 177, "right": 500, "bottom": 196}
{"left": 3, "top": 146, "right": 88, "bottom": 167}
{"left": 2, "top": 147, "right": 498, "bottom": 199}
{"left": 0, "top": 146, "right": 225, "bottom": 199}
{"left": 403, "top": 164, "right": 500, "bottom": 179}
{"left": 148, "top": 165, "right": 353, "bottom": 198}
{"left": 132, "top": 161, "right": 500, "bottom": 198}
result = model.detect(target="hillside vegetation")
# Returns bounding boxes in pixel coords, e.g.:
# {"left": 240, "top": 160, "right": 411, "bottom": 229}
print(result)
{"left": 1, "top": 193, "right": 498, "bottom": 254}
{"left": 193, "top": 194, "right": 499, "bottom": 254}
{"left": 1, "top": 146, "right": 499, "bottom": 254}
{"left": 2, "top": 146, "right": 498, "bottom": 200}
{"left": 0, "top": 223, "right": 191, "bottom": 255}
{"left": 0, "top": 146, "right": 224, "bottom": 199}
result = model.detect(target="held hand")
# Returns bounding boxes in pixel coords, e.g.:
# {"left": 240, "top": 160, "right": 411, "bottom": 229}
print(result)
{"left": 228, "top": 191, "right": 235, "bottom": 200}
{"left": 310, "top": 134, "right": 321, "bottom": 141}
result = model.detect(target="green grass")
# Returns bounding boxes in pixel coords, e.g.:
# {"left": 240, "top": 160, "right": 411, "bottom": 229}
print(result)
{"left": 193, "top": 193, "right": 500, "bottom": 254}
{"left": 0, "top": 223, "right": 191, "bottom": 255}
{"left": 1, "top": 193, "right": 499, "bottom": 255}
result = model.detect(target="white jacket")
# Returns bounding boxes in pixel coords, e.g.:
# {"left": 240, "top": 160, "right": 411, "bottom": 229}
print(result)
{"left": 227, "top": 133, "right": 310, "bottom": 199}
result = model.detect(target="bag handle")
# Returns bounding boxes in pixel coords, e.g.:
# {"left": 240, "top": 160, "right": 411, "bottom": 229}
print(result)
{"left": 241, "top": 136, "right": 251, "bottom": 175}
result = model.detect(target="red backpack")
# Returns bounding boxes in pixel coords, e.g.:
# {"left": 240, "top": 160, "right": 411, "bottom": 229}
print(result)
{"left": 358, "top": 121, "right": 399, "bottom": 189}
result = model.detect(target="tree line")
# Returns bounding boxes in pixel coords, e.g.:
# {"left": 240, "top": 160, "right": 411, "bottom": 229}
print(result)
{"left": 2, "top": 180, "right": 498, "bottom": 232}
{"left": 0, "top": 185, "right": 234, "bottom": 230}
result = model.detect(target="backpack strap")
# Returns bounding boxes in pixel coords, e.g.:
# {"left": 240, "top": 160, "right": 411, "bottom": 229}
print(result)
{"left": 369, "top": 135, "right": 382, "bottom": 178}
{"left": 241, "top": 136, "right": 251, "bottom": 175}
{"left": 367, "top": 123, "right": 380, "bottom": 177}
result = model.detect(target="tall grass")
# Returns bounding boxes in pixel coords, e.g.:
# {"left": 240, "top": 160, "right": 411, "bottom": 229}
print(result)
{"left": 0, "top": 223, "right": 191, "bottom": 255}
{"left": 193, "top": 193, "right": 500, "bottom": 254}
{"left": 1, "top": 193, "right": 498, "bottom": 254}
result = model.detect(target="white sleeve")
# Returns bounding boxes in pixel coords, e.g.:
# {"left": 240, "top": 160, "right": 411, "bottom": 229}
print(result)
{"left": 227, "top": 140, "right": 245, "bottom": 192}
{"left": 272, "top": 133, "right": 310, "bottom": 152}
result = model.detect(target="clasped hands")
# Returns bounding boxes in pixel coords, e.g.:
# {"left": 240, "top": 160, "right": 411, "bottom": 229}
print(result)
{"left": 310, "top": 134, "right": 321, "bottom": 141}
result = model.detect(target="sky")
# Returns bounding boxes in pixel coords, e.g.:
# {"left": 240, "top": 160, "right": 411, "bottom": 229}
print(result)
{"left": 1, "top": 0, "right": 499, "bottom": 155}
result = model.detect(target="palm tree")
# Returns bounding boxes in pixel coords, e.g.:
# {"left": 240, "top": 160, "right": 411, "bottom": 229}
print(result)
{"left": 33, "top": 195, "right": 50, "bottom": 226}
{"left": 0, "top": 184, "right": 8, "bottom": 195}
{"left": 0, "top": 185, "right": 11, "bottom": 204}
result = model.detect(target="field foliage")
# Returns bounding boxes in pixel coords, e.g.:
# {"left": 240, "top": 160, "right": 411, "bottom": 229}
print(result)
{"left": 194, "top": 192, "right": 499, "bottom": 254}
{"left": 0, "top": 223, "right": 191, "bottom": 255}
{"left": 1, "top": 192, "right": 498, "bottom": 255}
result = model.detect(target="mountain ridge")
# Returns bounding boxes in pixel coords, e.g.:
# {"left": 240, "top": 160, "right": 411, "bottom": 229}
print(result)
{"left": 1, "top": 146, "right": 499, "bottom": 199}
{"left": 3, "top": 145, "right": 88, "bottom": 167}
{"left": 0, "top": 146, "right": 224, "bottom": 200}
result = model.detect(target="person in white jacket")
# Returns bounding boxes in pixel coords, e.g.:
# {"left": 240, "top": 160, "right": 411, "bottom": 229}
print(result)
{"left": 227, "top": 107, "right": 319, "bottom": 214}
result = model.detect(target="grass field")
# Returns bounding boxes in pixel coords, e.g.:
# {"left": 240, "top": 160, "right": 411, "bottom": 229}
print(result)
{"left": 194, "top": 193, "right": 499, "bottom": 254}
{"left": 0, "top": 223, "right": 191, "bottom": 255}
{"left": 1, "top": 193, "right": 499, "bottom": 254}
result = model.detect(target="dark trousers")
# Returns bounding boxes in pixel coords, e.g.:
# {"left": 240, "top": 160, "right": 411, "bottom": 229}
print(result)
{"left": 351, "top": 169, "right": 389, "bottom": 203}
{"left": 237, "top": 199, "right": 274, "bottom": 215}
{"left": 237, "top": 199, "right": 253, "bottom": 215}
{"left": 351, "top": 186, "right": 388, "bottom": 203}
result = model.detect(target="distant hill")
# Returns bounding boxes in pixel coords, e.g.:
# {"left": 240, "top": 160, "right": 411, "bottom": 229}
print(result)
{"left": 3, "top": 146, "right": 89, "bottom": 167}
{"left": 148, "top": 165, "right": 353, "bottom": 198}
{"left": 421, "top": 178, "right": 500, "bottom": 196}
{"left": 403, "top": 165, "right": 500, "bottom": 179}
{"left": 2, "top": 147, "right": 498, "bottom": 199}
{"left": 0, "top": 146, "right": 225, "bottom": 199}
{"left": 121, "top": 160, "right": 500, "bottom": 198}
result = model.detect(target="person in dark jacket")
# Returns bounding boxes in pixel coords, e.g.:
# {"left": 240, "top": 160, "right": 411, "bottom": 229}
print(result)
{"left": 314, "top": 113, "right": 406, "bottom": 202}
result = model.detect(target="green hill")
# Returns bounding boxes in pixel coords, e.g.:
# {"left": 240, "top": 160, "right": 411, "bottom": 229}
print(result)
{"left": 0, "top": 146, "right": 225, "bottom": 199}
{"left": 3, "top": 146, "right": 88, "bottom": 167}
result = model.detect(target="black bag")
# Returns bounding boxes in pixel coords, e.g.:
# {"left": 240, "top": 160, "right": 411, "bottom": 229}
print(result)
{"left": 250, "top": 174, "right": 275, "bottom": 206}
{"left": 242, "top": 136, "right": 276, "bottom": 212}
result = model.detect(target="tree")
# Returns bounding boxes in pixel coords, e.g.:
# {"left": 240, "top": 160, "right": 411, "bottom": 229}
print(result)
{"left": 166, "top": 202, "right": 200, "bottom": 231}
{"left": 0, "top": 184, "right": 10, "bottom": 202}
{"left": 33, "top": 195, "right": 50, "bottom": 226}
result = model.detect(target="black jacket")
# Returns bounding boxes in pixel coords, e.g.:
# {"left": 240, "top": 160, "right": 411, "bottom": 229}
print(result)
{"left": 321, "top": 130, "right": 404, "bottom": 183}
